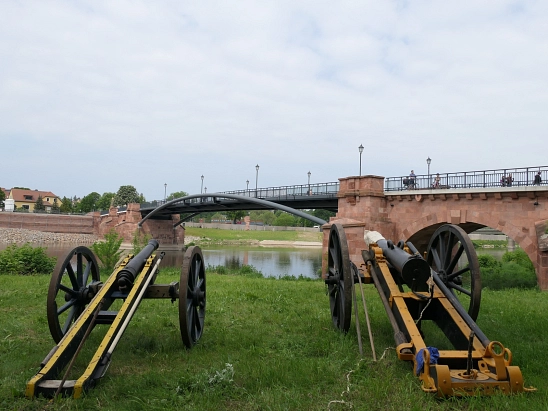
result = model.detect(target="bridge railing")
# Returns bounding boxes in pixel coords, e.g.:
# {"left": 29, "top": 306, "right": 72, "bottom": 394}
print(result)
{"left": 384, "top": 166, "right": 548, "bottom": 192}
{"left": 220, "top": 182, "right": 340, "bottom": 199}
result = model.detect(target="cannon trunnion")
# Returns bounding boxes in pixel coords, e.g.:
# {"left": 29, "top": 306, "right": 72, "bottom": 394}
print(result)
{"left": 325, "top": 223, "right": 534, "bottom": 397}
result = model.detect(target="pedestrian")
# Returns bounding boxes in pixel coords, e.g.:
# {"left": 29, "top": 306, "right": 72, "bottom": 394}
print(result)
{"left": 500, "top": 175, "right": 507, "bottom": 187}
{"left": 506, "top": 173, "right": 514, "bottom": 187}
{"left": 534, "top": 171, "right": 542, "bottom": 185}
{"left": 409, "top": 170, "right": 416, "bottom": 189}
{"left": 432, "top": 173, "right": 441, "bottom": 189}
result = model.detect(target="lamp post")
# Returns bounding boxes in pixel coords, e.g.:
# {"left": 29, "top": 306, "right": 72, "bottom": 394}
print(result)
{"left": 164, "top": 183, "right": 167, "bottom": 202}
{"left": 246, "top": 179, "right": 249, "bottom": 193}
{"left": 307, "top": 171, "right": 311, "bottom": 195}
{"left": 204, "top": 187, "right": 207, "bottom": 194}
{"left": 201, "top": 175, "right": 204, "bottom": 194}
{"left": 426, "top": 157, "right": 431, "bottom": 183}
{"left": 255, "top": 164, "right": 259, "bottom": 197}
{"left": 359, "top": 144, "right": 364, "bottom": 176}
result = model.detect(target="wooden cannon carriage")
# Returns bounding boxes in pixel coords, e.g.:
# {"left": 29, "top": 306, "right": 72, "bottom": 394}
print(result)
{"left": 324, "top": 223, "right": 535, "bottom": 396}
{"left": 26, "top": 240, "right": 206, "bottom": 399}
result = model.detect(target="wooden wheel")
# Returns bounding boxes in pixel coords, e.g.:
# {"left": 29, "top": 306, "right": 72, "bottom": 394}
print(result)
{"left": 325, "top": 223, "right": 352, "bottom": 333}
{"left": 426, "top": 224, "right": 482, "bottom": 321}
{"left": 179, "top": 246, "right": 206, "bottom": 348}
{"left": 47, "top": 246, "right": 100, "bottom": 343}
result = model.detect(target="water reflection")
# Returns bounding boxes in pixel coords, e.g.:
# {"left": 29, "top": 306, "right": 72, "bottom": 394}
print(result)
{"left": 0, "top": 243, "right": 323, "bottom": 279}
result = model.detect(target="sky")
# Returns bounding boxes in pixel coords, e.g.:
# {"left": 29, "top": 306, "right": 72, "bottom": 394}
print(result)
{"left": 1, "top": 1, "right": 547, "bottom": 201}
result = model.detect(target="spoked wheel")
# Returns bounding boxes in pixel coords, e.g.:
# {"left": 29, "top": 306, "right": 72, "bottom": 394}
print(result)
{"left": 47, "top": 246, "right": 100, "bottom": 343}
{"left": 325, "top": 223, "right": 353, "bottom": 333}
{"left": 426, "top": 224, "right": 482, "bottom": 321}
{"left": 179, "top": 246, "right": 206, "bottom": 349}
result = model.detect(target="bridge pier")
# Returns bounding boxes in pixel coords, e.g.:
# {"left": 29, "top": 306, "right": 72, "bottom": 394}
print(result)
{"left": 96, "top": 204, "right": 184, "bottom": 245}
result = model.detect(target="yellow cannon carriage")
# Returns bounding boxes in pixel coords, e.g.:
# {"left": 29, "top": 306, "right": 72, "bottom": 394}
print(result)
{"left": 324, "top": 223, "right": 535, "bottom": 396}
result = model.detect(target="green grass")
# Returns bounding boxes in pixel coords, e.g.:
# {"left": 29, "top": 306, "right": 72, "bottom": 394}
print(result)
{"left": 184, "top": 226, "right": 322, "bottom": 243}
{"left": 1, "top": 269, "right": 548, "bottom": 410}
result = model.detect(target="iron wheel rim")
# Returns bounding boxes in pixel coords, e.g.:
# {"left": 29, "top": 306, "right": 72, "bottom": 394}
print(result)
{"left": 179, "top": 246, "right": 206, "bottom": 348}
{"left": 326, "top": 223, "right": 352, "bottom": 333}
{"left": 47, "top": 246, "right": 100, "bottom": 343}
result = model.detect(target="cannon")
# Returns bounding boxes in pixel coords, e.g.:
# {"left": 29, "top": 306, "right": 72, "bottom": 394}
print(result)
{"left": 325, "top": 223, "right": 535, "bottom": 396}
{"left": 26, "top": 240, "right": 206, "bottom": 399}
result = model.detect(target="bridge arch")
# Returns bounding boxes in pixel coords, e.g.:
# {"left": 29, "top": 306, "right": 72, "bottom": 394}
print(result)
{"left": 139, "top": 193, "right": 328, "bottom": 227}
{"left": 333, "top": 175, "right": 548, "bottom": 289}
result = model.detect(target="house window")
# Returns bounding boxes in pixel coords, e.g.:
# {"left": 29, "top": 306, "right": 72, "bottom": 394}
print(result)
{"left": 24, "top": 195, "right": 33, "bottom": 200}
{"left": 22, "top": 205, "right": 30, "bottom": 210}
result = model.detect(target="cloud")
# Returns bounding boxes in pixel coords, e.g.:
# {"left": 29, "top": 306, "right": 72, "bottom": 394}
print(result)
{"left": 1, "top": 1, "right": 547, "bottom": 199}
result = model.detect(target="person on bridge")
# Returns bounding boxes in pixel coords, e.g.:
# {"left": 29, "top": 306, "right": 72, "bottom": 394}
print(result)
{"left": 506, "top": 173, "right": 514, "bottom": 187}
{"left": 408, "top": 170, "right": 416, "bottom": 189}
{"left": 534, "top": 171, "right": 542, "bottom": 185}
{"left": 432, "top": 173, "right": 441, "bottom": 189}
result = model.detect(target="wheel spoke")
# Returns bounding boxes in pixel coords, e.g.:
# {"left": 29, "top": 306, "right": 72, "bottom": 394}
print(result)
{"left": 448, "top": 282, "right": 471, "bottom": 296}
{"left": 66, "top": 265, "right": 78, "bottom": 290}
{"left": 82, "top": 261, "right": 92, "bottom": 285}
{"left": 448, "top": 266, "right": 469, "bottom": 281}
{"left": 58, "top": 283, "right": 78, "bottom": 296}
{"left": 62, "top": 306, "right": 77, "bottom": 333}
{"left": 447, "top": 244, "right": 465, "bottom": 274}
{"left": 57, "top": 299, "right": 77, "bottom": 315}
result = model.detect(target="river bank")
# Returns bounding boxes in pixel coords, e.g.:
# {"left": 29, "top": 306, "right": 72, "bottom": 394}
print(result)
{"left": 0, "top": 227, "right": 99, "bottom": 244}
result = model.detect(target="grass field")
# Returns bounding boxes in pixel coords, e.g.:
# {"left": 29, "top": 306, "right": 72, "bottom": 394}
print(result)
{"left": 184, "top": 227, "right": 323, "bottom": 244}
{"left": 1, "top": 268, "right": 548, "bottom": 411}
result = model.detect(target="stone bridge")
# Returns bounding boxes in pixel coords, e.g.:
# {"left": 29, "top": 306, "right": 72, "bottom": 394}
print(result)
{"left": 323, "top": 175, "right": 548, "bottom": 290}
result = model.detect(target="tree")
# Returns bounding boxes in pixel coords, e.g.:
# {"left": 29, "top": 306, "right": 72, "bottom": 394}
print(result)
{"left": 34, "top": 195, "right": 45, "bottom": 212}
{"left": 227, "top": 210, "right": 246, "bottom": 224}
{"left": 51, "top": 198, "right": 60, "bottom": 213}
{"left": 77, "top": 192, "right": 101, "bottom": 213}
{"left": 96, "top": 192, "right": 116, "bottom": 210}
{"left": 0, "top": 189, "right": 5, "bottom": 209}
{"left": 60, "top": 196, "right": 73, "bottom": 213}
{"left": 167, "top": 191, "right": 189, "bottom": 201}
{"left": 273, "top": 212, "right": 297, "bottom": 227}
{"left": 113, "top": 185, "right": 140, "bottom": 206}
{"left": 91, "top": 229, "right": 123, "bottom": 271}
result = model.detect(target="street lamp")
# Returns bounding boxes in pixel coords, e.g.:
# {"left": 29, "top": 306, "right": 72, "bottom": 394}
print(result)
{"left": 359, "top": 144, "right": 364, "bottom": 176}
{"left": 204, "top": 187, "right": 207, "bottom": 194}
{"left": 246, "top": 179, "right": 249, "bottom": 192}
{"left": 307, "top": 171, "right": 311, "bottom": 195}
{"left": 201, "top": 175, "right": 204, "bottom": 194}
{"left": 426, "top": 157, "right": 431, "bottom": 183}
{"left": 255, "top": 164, "right": 260, "bottom": 197}
{"left": 164, "top": 183, "right": 167, "bottom": 202}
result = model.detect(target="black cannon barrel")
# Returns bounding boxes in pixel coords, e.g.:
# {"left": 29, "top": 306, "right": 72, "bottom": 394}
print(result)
{"left": 377, "top": 239, "right": 431, "bottom": 292}
{"left": 117, "top": 239, "right": 159, "bottom": 291}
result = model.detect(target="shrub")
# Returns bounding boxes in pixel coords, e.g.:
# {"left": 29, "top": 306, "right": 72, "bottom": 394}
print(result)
{"left": 480, "top": 249, "right": 537, "bottom": 290}
{"left": 131, "top": 229, "right": 152, "bottom": 255}
{"left": 0, "top": 243, "right": 56, "bottom": 275}
{"left": 91, "top": 230, "right": 123, "bottom": 271}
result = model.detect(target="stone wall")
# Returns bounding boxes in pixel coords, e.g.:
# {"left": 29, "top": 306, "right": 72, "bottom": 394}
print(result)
{"left": 0, "top": 211, "right": 94, "bottom": 234}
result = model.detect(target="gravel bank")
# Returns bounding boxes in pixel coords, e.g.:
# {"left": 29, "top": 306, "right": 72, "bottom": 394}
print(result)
{"left": 0, "top": 228, "right": 99, "bottom": 244}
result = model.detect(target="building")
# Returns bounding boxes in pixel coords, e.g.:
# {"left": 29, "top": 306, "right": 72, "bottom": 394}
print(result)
{"left": 8, "top": 188, "right": 61, "bottom": 212}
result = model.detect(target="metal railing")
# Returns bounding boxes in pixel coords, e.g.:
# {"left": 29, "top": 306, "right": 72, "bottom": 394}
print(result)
{"left": 221, "top": 181, "right": 340, "bottom": 199}
{"left": 384, "top": 166, "right": 548, "bottom": 192}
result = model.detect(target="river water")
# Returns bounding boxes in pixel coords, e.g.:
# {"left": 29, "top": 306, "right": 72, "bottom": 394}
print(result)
{"left": 0, "top": 243, "right": 324, "bottom": 279}
{"left": 0, "top": 243, "right": 509, "bottom": 279}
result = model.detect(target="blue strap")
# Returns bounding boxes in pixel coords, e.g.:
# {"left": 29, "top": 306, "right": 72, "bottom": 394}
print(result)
{"left": 415, "top": 347, "right": 440, "bottom": 375}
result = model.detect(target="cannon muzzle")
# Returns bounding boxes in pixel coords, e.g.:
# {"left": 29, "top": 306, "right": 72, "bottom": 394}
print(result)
{"left": 117, "top": 239, "right": 159, "bottom": 291}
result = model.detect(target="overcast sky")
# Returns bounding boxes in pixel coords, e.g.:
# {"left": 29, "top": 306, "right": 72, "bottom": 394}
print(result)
{"left": 1, "top": 1, "right": 547, "bottom": 200}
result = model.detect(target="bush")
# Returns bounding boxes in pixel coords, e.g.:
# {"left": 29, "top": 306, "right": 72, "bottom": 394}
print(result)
{"left": 0, "top": 243, "right": 56, "bottom": 275}
{"left": 91, "top": 230, "right": 123, "bottom": 271}
{"left": 480, "top": 249, "right": 537, "bottom": 290}
{"left": 131, "top": 229, "right": 152, "bottom": 255}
